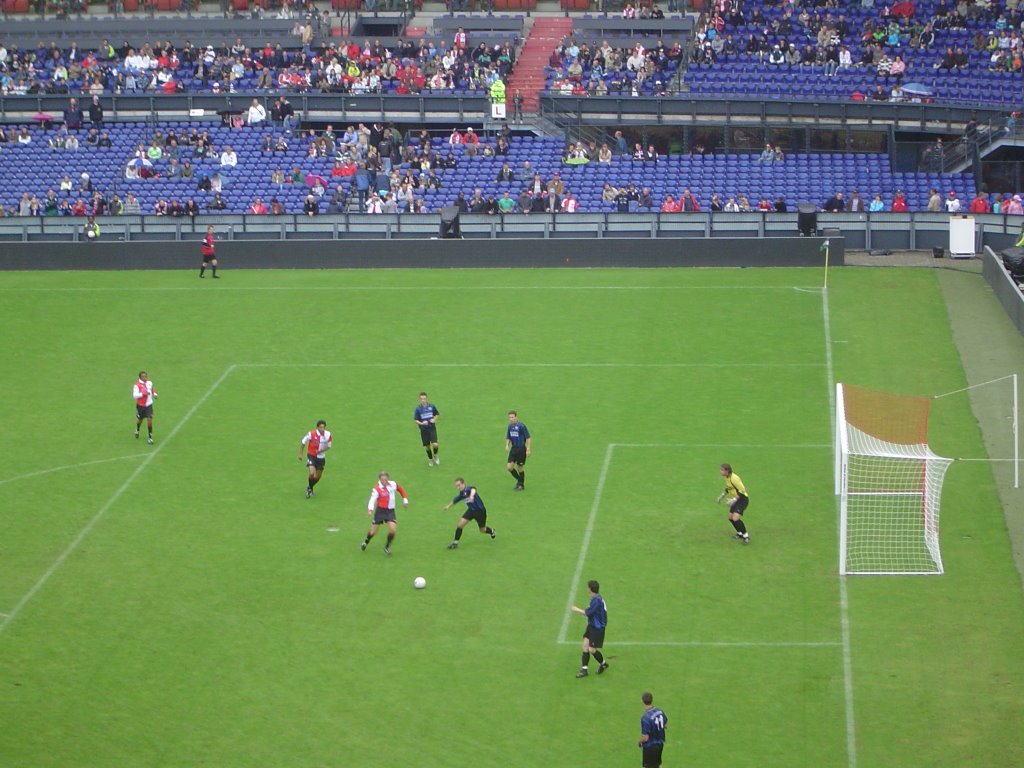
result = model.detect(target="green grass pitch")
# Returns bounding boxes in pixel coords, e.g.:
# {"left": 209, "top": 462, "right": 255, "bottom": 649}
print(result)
{"left": 0, "top": 267, "right": 1022, "bottom": 768}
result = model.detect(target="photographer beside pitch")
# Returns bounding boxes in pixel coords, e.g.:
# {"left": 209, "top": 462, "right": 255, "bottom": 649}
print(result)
{"left": 716, "top": 462, "right": 751, "bottom": 544}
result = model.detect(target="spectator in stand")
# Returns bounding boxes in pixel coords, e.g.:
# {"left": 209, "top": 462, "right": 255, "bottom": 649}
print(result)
{"left": 822, "top": 192, "right": 846, "bottom": 212}
{"left": 847, "top": 190, "right": 867, "bottom": 212}
{"left": 220, "top": 146, "right": 238, "bottom": 168}
{"left": 927, "top": 188, "right": 943, "bottom": 211}
{"left": 247, "top": 98, "right": 267, "bottom": 127}
{"left": 969, "top": 191, "right": 991, "bottom": 213}
{"left": 869, "top": 194, "right": 886, "bottom": 212}
{"left": 680, "top": 189, "right": 701, "bottom": 212}
{"left": 661, "top": 194, "right": 680, "bottom": 212}
{"left": 1006, "top": 195, "right": 1024, "bottom": 215}
{"left": 249, "top": 197, "right": 268, "bottom": 215}
{"left": 944, "top": 191, "right": 962, "bottom": 212}
{"left": 88, "top": 95, "right": 104, "bottom": 127}
{"left": 64, "top": 98, "right": 83, "bottom": 130}
{"left": 891, "top": 191, "right": 909, "bottom": 212}
{"left": 184, "top": 199, "right": 200, "bottom": 218}
{"left": 757, "top": 143, "right": 775, "bottom": 163}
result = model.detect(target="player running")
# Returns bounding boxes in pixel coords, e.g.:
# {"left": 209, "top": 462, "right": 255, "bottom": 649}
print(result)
{"left": 132, "top": 371, "right": 158, "bottom": 444}
{"left": 361, "top": 471, "right": 409, "bottom": 555}
{"left": 443, "top": 477, "right": 496, "bottom": 549}
{"left": 298, "top": 420, "right": 332, "bottom": 498}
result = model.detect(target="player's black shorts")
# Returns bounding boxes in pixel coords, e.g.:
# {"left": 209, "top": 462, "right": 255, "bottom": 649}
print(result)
{"left": 731, "top": 495, "right": 749, "bottom": 515}
{"left": 584, "top": 626, "right": 605, "bottom": 648}
{"left": 373, "top": 508, "right": 397, "bottom": 525}
{"left": 462, "top": 507, "right": 488, "bottom": 527}
{"left": 419, "top": 425, "right": 438, "bottom": 445}
{"left": 136, "top": 404, "right": 153, "bottom": 419}
{"left": 306, "top": 456, "right": 326, "bottom": 470}
{"left": 641, "top": 743, "right": 664, "bottom": 768}
{"left": 201, "top": 252, "right": 215, "bottom": 264}
{"left": 507, "top": 445, "right": 527, "bottom": 465}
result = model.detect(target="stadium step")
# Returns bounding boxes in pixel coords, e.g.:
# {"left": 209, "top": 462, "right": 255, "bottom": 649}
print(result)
{"left": 507, "top": 16, "right": 573, "bottom": 114}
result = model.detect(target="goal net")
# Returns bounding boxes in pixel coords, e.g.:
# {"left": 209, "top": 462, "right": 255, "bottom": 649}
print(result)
{"left": 835, "top": 383, "right": 953, "bottom": 575}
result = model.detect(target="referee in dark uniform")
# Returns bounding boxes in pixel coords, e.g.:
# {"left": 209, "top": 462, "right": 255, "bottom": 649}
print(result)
{"left": 505, "top": 410, "right": 532, "bottom": 491}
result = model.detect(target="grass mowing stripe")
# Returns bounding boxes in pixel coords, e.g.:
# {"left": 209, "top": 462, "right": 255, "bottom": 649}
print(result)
{"left": 0, "top": 365, "right": 236, "bottom": 639}
{"left": 0, "top": 454, "right": 144, "bottom": 487}
{"left": 823, "top": 286, "right": 858, "bottom": 768}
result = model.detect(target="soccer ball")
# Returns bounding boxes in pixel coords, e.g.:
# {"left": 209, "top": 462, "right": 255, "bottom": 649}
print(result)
{"left": 413, "top": 576, "right": 426, "bottom": 590}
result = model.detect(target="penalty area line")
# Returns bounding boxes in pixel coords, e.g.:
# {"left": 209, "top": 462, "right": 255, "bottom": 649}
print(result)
{"left": 0, "top": 365, "right": 237, "bottom": 641}
{"left": 557, "top": 443, "right": 615, "bottom": 645}
{"left": 555, "top": 639, "right": 842, "bottom": 648}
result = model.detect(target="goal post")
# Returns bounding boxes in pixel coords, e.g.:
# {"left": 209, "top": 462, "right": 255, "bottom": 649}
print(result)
{"left": 835, "top": 383, "right": 954, "bottom": 575}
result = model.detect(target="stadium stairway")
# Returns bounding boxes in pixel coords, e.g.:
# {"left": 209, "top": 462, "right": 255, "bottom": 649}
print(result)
{"left": 507, "top": 16, "right": 573, "bottom": 114}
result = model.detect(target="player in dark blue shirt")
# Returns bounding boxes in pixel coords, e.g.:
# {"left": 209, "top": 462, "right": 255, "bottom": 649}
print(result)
{"left": 443, "top": 477, "right": 496, "bottom": 549}
{"left": 638, "top": 692, "right": 668, "bottom": 768}
{"left": 413, "top": 392, "right": 441, "bottom": 466}
{"left": 505, "top": 410, "right": 532, "bottom": 491}
{"left": 570, "top": 579, "right": 608, "bottom": 678}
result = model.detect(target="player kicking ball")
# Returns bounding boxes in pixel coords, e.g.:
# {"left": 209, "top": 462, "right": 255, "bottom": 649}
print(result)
{"left": 716, "top": 463, "right": 750, "bottom": 543}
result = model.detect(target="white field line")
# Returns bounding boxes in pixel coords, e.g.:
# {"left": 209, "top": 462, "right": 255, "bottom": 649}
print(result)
{"left": 556, "top": 640, "right": 842, "bottom": 648}
{"left": 0, "top": 454, "right": 144, "bottom": 487}
{"left": 823, "top": 288, "right": 858, "bottom": 768}
{"left": 238, "top": 362, "right": 824, "bottom": 369}
{"left": 0, "top": 365, "right": 236, "bottom": 640}
{"left": 0, "top": 285, "right": 824, "bottom": 293}
{"left": 614, "top": 443, "right": 830, "bottom": 449}
{"left": 557, "top": 443, "right": 615, "bottom": 645}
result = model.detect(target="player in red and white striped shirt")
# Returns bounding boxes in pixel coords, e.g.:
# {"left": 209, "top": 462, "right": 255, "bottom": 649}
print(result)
{"left": 361, "top": 471, "right": 409, "bottom": 555}
{"left": 298, "top": 420, "right": 332, "bottom": 498}
{"left": 132, "top": 371, "right": 158, "bottom": 444}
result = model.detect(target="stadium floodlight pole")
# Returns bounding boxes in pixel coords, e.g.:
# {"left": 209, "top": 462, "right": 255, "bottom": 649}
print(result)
{"left": 933, "top": 373, "right": 1020, "bottom": 489}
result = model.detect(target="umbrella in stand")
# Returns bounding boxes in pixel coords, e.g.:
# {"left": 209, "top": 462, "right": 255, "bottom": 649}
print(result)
{"left": 32, "top": 112, "right": 54, "bottom": 129}
{"left": 128, "top": 157, "right": 154, "bottom": 168}
{"left": 305, "top": 173, "right": 328, "bottom": 189}
{"left": 901, "top": 82, "right": 933, "bottom": 97}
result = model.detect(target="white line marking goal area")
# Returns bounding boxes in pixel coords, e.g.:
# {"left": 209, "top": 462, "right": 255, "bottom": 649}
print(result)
{"left": 557, "top": 442, "right": 838, "bottom": 649}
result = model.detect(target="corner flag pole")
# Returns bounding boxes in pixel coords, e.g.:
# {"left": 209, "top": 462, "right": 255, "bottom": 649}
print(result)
{"left": 822, "top": 238, "right": 831, "bottom": 289}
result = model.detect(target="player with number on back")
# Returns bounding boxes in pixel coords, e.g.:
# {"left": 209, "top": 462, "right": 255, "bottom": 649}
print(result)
{"left": 413, "top": 392, "right": 441, "bottom": 466}
{"left": 716, "top": 462, "right": 750, "bottom": 543}
{"left": 638, "top": 692, "right": 668, "bottom": 768}
{"left": 132, "top": 371, "right": 158, "bottom": 444}
{"left": 298, "top": 420, "right": 332, "bottom": 498}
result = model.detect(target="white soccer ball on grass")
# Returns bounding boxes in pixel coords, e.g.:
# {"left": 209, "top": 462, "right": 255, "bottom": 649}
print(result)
{"left": 413, "top": 576, "right": 426, "bottom": 589}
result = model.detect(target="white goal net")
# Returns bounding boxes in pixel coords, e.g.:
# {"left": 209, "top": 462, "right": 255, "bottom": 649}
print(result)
{"left": 835, "top": 383, "right": 953, "bottom": 575}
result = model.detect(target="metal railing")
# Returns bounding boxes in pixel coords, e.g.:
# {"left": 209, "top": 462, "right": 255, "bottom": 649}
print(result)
{"left": 2, "top": 210, "right": 1020, "bottom": 247}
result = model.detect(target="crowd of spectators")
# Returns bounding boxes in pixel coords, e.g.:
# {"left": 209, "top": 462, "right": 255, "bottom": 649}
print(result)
{"left": 0, "top": 26, "right": 515, "bottom": 97}
{"left": 690, "top": 0, "right": 1024, "bottom": 100}
{"left": 546, "top": 37, "right": 684, "bottom": 97}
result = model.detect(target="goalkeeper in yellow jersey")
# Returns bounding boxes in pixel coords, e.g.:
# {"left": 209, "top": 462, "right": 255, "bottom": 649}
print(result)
{"left": 717, "top": 463, "right": 750, "bottom": 544}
